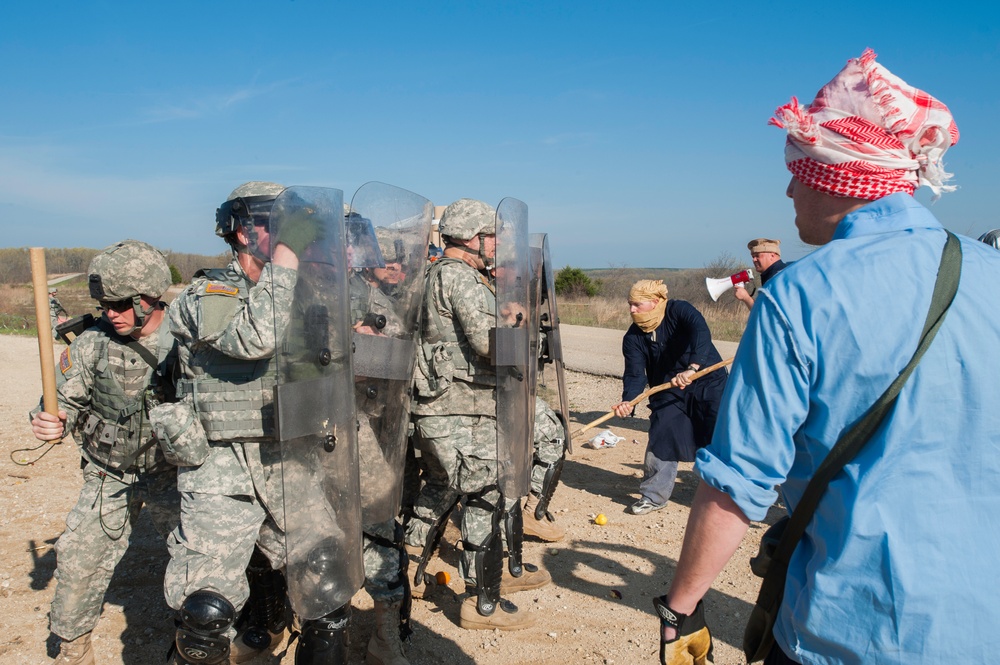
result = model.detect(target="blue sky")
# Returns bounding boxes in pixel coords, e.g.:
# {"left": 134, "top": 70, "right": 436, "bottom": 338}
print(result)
{"left": 2, "top": 1, "right": 997, "bottom": 269}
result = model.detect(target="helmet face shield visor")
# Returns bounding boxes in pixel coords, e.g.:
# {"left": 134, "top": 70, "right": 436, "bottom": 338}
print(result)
{"left": 345, "top": 216, "right": 386, "bottom": 269}
{"left": 215, "top": 195, "right": 276, "bottom": 236}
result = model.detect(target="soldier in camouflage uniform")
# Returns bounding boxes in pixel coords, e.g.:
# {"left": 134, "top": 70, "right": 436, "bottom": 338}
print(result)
{"left": 404, "top": 198, "right": 540, "bottom": 631}
{"left": 30, "top": 240, "right": 179, "bottom": 665}
{"left": 521, "top": 397, "right": 567, "bottom": 541}
{"left": 345, "top": 221, "right": 416, "bottom": 665}
{"left": 163, "top": 182, "right": 348, "bottom": 665}
{"left": 49, "top": 287, "right": 70, "bottom": 338}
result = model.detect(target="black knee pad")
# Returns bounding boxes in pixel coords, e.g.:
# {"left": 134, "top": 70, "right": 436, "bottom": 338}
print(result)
{"left": 533, "top": 455, "right": 566, "bottom": 519}
{"left": 462, "top": 496, "right": 504, "bottom": 616}
{"left": 503, "top": 498, "right": 524, "bottom": 576}
{"left": 175, "top": 590, "right": 235, "bottom": 664}
{"left": 295, "top": 605, "right": 351, "bottom": 665}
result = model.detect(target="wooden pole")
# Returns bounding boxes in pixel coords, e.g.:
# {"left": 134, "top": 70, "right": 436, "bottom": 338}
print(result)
{"left": 30, "top": 248, "right": 61, "bottom": 425}
{"left": 570, "top": 356, "right": 734, "bottom": 440}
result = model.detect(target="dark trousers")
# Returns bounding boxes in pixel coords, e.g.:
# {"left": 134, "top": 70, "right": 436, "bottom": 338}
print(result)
{"left": 764, "top": 643, "right": 800, "bottom": 665}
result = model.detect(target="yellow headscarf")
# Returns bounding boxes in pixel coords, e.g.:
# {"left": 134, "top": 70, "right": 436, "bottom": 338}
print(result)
{"left": 629, "top": 279, "right": 668, "bottom": 333}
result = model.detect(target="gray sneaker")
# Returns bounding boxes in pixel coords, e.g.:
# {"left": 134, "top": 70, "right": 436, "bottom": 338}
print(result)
{"left": 629, "top": 498, "right": 667, "bottom": 515}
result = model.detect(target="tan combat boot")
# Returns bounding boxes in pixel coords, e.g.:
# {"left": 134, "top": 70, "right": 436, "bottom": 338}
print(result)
{"left": 365, "top": 600, "right": 409, "bottom": 665}
{"left": 459, "top": 596, "right": 534, "bottom": 631}
{"left": 521, "top": 493, "right": 565, "bottom": 542}
{"left": 501, "top": 563, "right": 551, "bottom": 593}
{"left": 55, "top": 632, "right": 95, "bottom": 665}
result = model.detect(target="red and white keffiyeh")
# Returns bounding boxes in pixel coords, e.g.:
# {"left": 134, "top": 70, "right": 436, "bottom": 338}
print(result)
{"left": 769, "top": 48, "right": 959, "bottom": 200}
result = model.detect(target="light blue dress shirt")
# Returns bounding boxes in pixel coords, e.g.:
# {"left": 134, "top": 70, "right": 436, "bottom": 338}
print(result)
{"left": 696, "top": 193, "right": 1000, "bottom": 664}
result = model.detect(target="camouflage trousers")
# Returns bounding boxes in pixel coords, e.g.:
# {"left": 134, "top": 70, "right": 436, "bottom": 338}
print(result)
{"left": 363, "top": 520, "right": 406, "bottom": 603}
{"left": 163, "top": 442, "right": 285, "bottom": 624}
{"left": 50, "top": 460, "right": 179, "bottom": 640}
{"left": 404, "top": 414, "right": 501, "bottom": 586}
{"left": 531, "top": 398, "right": 566, "bottom": 496}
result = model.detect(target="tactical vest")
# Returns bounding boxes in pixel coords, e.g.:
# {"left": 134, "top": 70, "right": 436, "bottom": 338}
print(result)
{"left": 78, "top": 319, "right": 175, "bottom": 473}
{"left": 175, "top": 266, "right": 278, "bottom": 441}
{"left": 413, "top": 258, "right": 496, "bottom": 398}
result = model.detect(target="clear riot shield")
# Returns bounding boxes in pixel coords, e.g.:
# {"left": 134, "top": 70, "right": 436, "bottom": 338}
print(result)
{"left": 528, "top": 234, "right": 545, "bottom": 395}
{"left": 347, "top": 182, "right": 432, "bottom": 525}
{"left": 270, "top": 186, "right": 363, "bottom": 620}
{"left": 493, "top": 198, "right": 533, "bottom": 498}
{"left": 538, "top": 234, "right": 572, "bottom": 453}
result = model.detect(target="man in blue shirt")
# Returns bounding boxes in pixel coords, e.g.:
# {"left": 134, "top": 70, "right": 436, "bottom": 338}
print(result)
{"left": 656, "top": 50, "right": 1000, "bottom": 665}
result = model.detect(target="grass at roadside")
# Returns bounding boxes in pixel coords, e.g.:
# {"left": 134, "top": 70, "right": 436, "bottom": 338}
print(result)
{"left": 559, "top": 296, "right": 747, "bottom": 343}
{"left": 0, "top": 282, "right": 97, "bottom": 338}
{"left": 555, "top": 263, "right": 751, "bottom": 342}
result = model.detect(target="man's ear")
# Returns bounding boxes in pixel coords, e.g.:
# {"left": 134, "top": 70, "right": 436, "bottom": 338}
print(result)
{"left": 233, "top": 226, "right": 250, "bottom": 248}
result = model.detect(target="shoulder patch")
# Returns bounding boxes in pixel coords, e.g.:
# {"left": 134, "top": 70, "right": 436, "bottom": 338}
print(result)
{"left": 59, "top": 349, "right": 72, "bottom": 374}
{"left": 205, "top": 283, "right": 239, "bottom": 296}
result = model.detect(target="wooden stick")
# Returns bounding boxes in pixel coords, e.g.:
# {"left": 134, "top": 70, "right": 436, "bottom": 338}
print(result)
{"left": 30, "top": 248, "right": 62, "bottom": 440}
{"left": 570, "top": 356, "right": 734, "bottom": 440}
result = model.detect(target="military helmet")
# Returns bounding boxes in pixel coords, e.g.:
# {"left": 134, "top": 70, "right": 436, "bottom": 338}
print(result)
{"left": 215, "top": 181, "right": 285, "bottom": 237}
{"left": 375, "top": 227, "right": 406, "bottom": 264}
{"left": 437, "top": 198, "right": 496, "bottom": 241}
{"left": 88, "top": 239, "right": 172, "bottom": 301}
{"left": 344, "top": 211, "right": 385, "bottom": 269}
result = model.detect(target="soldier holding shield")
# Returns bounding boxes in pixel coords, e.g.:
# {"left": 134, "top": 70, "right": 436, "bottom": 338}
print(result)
{"left": 405, "top": 198, "right": 543, "bottom": 631}
{"left": 346, "top": 184, "right": 433, "bottom": 665}
{"left": 163, "top": 182, "right": 362, "bottom": 664}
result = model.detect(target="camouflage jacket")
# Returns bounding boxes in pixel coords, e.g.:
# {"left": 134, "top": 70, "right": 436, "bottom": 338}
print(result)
{"left": 32, "top": 316, "right": 176, "bottom": 474}
{"left": 166, "top": 258, "right": 297, "bottom": 504}
{"left": 412, "top": 257, "right": 497, "bottom": 417}
{"left": 169, "top": 258, "right": 298, "bottom": 441}
{"left": 349, "top": 271, "right": 406, "bottom": 338}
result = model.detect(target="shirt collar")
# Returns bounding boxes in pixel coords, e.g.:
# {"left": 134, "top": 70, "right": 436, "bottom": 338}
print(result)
{"left": 832, "top": 192, "right": 943, "bottom": 241}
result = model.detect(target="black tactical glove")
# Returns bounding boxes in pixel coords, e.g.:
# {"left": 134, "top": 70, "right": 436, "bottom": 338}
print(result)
{"left": 275, "top": 209, "right": 326, "bottom": 256}
{"left": 653, "top": 596, "right": 714, "bottom": 665}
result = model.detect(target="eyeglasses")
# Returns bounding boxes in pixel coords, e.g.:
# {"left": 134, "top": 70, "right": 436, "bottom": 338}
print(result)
{"left": 100, "top": 300, "right": 133, "bottom": 313}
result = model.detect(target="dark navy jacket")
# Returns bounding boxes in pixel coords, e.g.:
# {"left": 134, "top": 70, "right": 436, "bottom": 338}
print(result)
{"left": 621, "top": 300, "right": 724, "bottom": 409}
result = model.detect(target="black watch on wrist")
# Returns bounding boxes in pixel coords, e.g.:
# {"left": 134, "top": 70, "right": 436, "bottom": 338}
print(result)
{"left": 687, "top": 364, "right": 699, "bottom": 372}
{"left": 653, "top": 595, "right": 686, "bottom": 630}
{"left": 653, "top": 596, "right": 708, "bottom": 635}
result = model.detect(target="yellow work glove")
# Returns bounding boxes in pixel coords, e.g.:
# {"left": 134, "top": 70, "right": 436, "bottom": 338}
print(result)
{"left": 653, "top": 596, "right": 714, "bottom": 665}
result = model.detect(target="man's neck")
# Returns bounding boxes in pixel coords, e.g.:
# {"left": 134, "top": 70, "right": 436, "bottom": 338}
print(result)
{"left": 132, "top": 308, "right": 165, "bottom": 340}
{"left": 236, "top": 251, "right": 265, "bottom": 283}
{"left": 443, "top": 245, "right": 483, "bottom": 270}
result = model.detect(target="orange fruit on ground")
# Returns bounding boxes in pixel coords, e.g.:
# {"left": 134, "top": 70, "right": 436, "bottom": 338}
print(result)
{"left": 435, "top": 571, "right": 450, "bottom": 585}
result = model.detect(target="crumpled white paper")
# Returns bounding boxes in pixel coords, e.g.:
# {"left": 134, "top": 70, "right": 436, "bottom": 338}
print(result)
{"left": 584, "top": 429, "right": 624, "bottom": 449}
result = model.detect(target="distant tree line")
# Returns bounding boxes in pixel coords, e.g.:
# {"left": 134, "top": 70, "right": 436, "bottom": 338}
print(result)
{"left": 555, "top": 253, "right": 747, "bottom": 308}
{"left": 552, "top": 254, "right": 752, "bottom": 340}
{"left": 0, "top": 247, "right": 229, "bottom": 284}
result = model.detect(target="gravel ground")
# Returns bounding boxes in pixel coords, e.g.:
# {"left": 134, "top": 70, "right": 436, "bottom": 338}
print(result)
{"left": 0, "top": 333, "right": 780, "bottom": 664}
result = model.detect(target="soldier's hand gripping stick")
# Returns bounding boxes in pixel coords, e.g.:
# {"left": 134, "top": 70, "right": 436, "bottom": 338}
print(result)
{"left": 30, "top": 247, "right": 62, "bottom": 443}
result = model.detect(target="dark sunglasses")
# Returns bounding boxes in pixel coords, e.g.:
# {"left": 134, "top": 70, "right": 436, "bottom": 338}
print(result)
{"left": 100, "top": 300, "right": 133, "bottom": 313}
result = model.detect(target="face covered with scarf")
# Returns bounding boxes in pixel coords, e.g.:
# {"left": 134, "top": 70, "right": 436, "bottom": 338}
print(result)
{"left": 770, "top": 48, "right": 959, "bottom": 201}
{"left": 628, "top": 279, "right": 668, "bottom": 333}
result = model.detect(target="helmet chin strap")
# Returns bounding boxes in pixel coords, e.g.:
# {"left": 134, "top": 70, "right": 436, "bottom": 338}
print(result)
{"left": 242, "top": 221, "right": 270, "bottom": 263}
{"left": 449, "top": 235, "right": 493, "bottom": 270}
{"left": 478, "top": 233, "right": 495, "bottom": 271}
{"left": 124, "top": 295, "right": 155, "bottom": 337}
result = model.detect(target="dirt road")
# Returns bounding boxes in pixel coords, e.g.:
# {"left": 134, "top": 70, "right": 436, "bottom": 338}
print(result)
{"left": 0, "top": 333, "right": 773, "bottom": 664}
